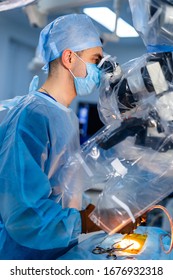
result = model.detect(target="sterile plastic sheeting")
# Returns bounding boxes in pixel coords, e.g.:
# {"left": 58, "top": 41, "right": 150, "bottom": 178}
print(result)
{"left": 89, "top": 137, "right": 173, "bottom": 234}
{"left": 97, "top": 55, "right": 122, "bottom": 126}
{"left": 58, "top": 226, "right": 173, "bottom": 260}
{"left": 59, "top": 46, "right": 173, "bottom": 233}
{"left": 59, "top": 117, "right": 173, "bottom": 232}
{"left": 128, "top": 0, "right": 173, "bottom": 52}
{"left": 0, "top": 0, "right": 35, "bottom": 12}
{"left": 89, "top": 50, "right": 173, "bottom": 233}
{"left": 98, "top": 52, "right": 173, "bottom": 127}
{"left": 60, "top": 125, "right": 118, "bottom": 210}
{"left": 98, "top": 54, "right": 151, "bottom": 125}
{"left": 0, "top": 91, "right": 82, "bottom": 259}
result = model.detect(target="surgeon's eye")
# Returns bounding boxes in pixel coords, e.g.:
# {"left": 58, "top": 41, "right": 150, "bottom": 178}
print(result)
{"left": 92, "top": 55, "right": 103, "bottom": 65}
{"left": 90, "top": 58, "right": 100, "bottom": 65}
{"left": 95, "top": 58, "right": 102, "bottom": 65}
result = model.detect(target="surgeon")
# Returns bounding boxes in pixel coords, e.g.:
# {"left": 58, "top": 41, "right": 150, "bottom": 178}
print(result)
{"left": 0, "top": 13, "right": 141, "bottom": 260}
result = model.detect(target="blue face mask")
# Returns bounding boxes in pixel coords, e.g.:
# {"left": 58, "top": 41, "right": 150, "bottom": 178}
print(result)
{"left": 69, "top": 53, "right": 101, "bottom": 96}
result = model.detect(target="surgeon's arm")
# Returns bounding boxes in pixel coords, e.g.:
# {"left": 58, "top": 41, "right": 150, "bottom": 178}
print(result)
{"left": 0, "top": 107, "right": 81, "bottom": 250}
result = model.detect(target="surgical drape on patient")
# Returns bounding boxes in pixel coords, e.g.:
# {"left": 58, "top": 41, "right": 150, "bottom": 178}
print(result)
{"left": 58, "top": 226, "right": 173, "bottom": 260}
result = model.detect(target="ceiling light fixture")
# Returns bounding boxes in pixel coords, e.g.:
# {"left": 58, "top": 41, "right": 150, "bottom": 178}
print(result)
{"left": 84, "top": 7, "right": 138, "bottom": 38}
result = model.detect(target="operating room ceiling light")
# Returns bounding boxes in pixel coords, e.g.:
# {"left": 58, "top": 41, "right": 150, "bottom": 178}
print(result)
{"left": 0, "top": 0, "right": 36, "bottom": 11}
{"left": 83, "top": 7, "right": 139, "bottom": 38}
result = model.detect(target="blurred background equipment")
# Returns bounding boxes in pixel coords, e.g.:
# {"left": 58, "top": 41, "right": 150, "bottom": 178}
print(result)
{"left": 77, "top": 102, "right": 104, "bottom": 144}
{"left": 23, "top": 3, "right": 47, "bottom": 28}
{"left": 0, "top": 0, "right": 36, "bottom": 11}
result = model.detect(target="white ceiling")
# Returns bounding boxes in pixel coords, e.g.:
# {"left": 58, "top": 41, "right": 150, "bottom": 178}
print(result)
{"left": 0, "top": 0, "right": 133, "bottom": 33}
{"left": 0, "top": 0, "right": 146, "bottom": 74}
{"left": 0, "top": 0, "right": 143, "bottom": 47}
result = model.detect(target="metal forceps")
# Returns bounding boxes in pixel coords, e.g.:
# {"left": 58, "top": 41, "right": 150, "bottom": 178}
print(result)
{"left": 92, "top": 236, "right": 134, "bottom": 260}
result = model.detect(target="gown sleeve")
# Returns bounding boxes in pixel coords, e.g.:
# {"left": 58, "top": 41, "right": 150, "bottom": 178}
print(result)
{"left": 0, "top": 105, "right": 81, "bottom": 250}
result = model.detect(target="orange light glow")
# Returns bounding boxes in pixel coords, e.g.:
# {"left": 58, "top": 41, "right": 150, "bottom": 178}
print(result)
{"left": 115, "top": 233, "right": 147, "bottom": 254}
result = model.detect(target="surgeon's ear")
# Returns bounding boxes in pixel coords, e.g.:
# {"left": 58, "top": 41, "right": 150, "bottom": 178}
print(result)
{"left": 61, "top": 49, "right": 74, "bottom": 69}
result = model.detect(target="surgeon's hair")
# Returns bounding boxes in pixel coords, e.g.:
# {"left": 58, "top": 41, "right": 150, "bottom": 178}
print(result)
{"left": 48, "top": 59, "right": 59, "bottom": 77}
{"left": 48, "top": 50, "right": 84, "bottom": 77}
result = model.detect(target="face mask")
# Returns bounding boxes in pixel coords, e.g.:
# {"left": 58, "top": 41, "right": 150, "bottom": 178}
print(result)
{"left": 69, "top": 53, "right": 101, "bottom": 96}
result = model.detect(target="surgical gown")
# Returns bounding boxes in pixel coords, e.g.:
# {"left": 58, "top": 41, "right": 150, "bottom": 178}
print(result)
{"left": 0, "top": 91, "right": 81, "bottom": 259}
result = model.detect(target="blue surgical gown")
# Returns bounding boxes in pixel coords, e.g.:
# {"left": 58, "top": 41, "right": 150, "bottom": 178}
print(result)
{"left": 0, "top": 91, "right": 81, "bottom": 259}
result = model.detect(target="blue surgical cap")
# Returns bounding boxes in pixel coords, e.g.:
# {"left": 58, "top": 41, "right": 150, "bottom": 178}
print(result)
{"left": 36, "top": 13, "right": 102, "bottom": 71}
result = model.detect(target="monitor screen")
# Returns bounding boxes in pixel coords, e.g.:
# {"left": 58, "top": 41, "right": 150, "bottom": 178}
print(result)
{"left": 77, "top": 102, "right": 104, "bottom": 144}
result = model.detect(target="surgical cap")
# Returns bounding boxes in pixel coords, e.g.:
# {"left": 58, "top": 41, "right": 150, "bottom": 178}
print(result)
{"left": 36, "top": 13, "right": 102, "bottom": 71}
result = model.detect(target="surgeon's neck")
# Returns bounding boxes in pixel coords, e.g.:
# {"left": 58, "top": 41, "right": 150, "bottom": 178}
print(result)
{"left": 39, "top": 71, "right": 76, "bottom": 107}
